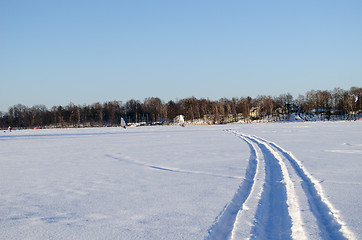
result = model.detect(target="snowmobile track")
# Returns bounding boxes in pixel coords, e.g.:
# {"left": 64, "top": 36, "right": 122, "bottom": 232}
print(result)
{"left": 206, "top": 132, "right": 260, "bottom": 240}
{"left": 206, "top": 130, "right": 356, "bottom": 240}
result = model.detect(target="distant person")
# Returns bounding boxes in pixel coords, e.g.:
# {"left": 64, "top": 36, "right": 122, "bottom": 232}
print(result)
{"left": 8, "top": 126, "right": 12, "bottom": 132}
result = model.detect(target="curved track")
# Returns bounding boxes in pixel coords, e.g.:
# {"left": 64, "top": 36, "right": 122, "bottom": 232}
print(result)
{"left": 206, "top": 130, "right": 356, "bottom": 240}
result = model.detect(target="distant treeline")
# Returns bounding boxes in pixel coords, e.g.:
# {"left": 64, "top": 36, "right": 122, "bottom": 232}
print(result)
{"left": 1, "top": 87, "right": 361, "bottom": 129}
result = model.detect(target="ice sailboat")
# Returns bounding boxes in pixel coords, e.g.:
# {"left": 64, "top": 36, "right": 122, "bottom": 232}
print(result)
{"left": 178, "top": 115, "right": 185, "bottom": 127}
{"left": 120, "top": 117, "right": 126, "bottom": 129}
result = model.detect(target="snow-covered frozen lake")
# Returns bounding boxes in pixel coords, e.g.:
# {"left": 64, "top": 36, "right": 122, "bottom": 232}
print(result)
{"left": 0, "top": 121, "right": 361, "bottom": 239}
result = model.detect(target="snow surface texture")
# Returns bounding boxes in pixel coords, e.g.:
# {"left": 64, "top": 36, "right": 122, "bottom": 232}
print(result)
{"left": 0, "top": 122, "right": 361, "bottom": 239}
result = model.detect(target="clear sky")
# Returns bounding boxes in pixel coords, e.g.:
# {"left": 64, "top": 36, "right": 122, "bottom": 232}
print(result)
{"left": 1, "top": 0, "right": 361, "bottom": 112}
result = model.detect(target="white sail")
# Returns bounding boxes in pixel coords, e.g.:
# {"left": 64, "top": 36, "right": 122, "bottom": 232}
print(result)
{"left": 120, "top": 117, "right": 126, "bottom": 129}
{"left": 179, "top": 115, "right": 185, "bottom": 127}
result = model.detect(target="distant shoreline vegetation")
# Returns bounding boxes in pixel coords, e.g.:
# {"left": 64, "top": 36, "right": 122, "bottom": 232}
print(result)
{"left": 1, "top": 87, "right": 361, "bottom": 129}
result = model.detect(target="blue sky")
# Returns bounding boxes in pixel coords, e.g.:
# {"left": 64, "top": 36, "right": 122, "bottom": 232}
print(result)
{"left": 1, "top": 1, "right": 361, "bottom": 112}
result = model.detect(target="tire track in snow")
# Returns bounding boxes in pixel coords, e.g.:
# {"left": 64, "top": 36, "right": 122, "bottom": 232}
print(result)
{"left": 206, "top": 130, "right": 356, "bottom": 240}
{"left": 207, "top": 130, "right": 307, "bottom": 240}
{"left": 206, "top": 131, "right": 260, "bottom": 240}
{"left": 246, "top": 134, "right": 306, "bottom": 240}
{"left": 229, "top": 133, "right": 266, "bottom": 240}
{"left": 254, "top": 136, "right": 357, "bottom": 240}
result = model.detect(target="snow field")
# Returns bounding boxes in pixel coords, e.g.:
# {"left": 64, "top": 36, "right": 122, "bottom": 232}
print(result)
{"left": 0, "top": 126, "right": 248, "bottom": 239}
{"left": 0, "top": 121, "right": 361, "bottom": 239}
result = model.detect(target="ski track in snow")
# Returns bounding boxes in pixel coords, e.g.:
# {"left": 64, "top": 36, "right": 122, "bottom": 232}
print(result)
{"left": 105, "top": 154, "right": 242, "bottom": 180}
{"left": 205, "top": 130, "right": 356, "bottom": 240}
